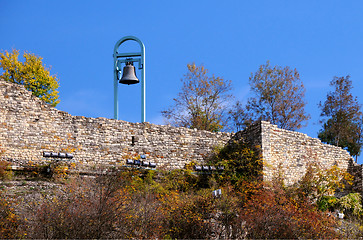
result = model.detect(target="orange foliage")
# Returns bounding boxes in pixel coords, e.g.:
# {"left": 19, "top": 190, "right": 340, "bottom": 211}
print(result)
{"left": 241, "top": 185, "right": 340, "bottom": 239}
{"left": 0, "top": 192, "right": 23, "bottom": 239}
{"left": 4, "top": 166, "right": 349, "bottom": 239}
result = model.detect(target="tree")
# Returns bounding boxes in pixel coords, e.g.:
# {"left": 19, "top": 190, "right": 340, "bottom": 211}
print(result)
{"left": 318, "top": 76, "right": 362, "bottom": 160}
{"left": 231, "top": 61, "right": 309, "bottom": 131}
{"left": 162, "top": 63, "right": 232, "bottom": 132}
{"left": 228, "top": 101, "right": 248, "bottom": 132}
{"left": 0, "top": 49, "right": 60, "bottom": 106}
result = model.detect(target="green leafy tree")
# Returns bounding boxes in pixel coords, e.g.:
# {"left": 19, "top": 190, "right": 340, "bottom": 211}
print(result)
{"left": 231, "top": 61, "right": 309, "bottom": 131}
{"left": 318, "top": 75, "right": 362, "bottom": 160}
{"left": 0, "top": 49, "right": 60, "bottom": 106}
{"left": 162, "top": 63, "right": 233, "bottom": 132}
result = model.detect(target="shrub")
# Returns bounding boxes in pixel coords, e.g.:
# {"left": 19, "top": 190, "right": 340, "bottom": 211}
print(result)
{"left": 211, "top": 139, "right": 263, "bottom": 187}
{"left": 338, "top": 193, "right": 363, "bottom": 217}
{"left": 213, "top": 186, "right": 247, "bottom": 239}
{"left": 0, "top": 161, "right": 12, "bottom": 180}
{"left": 27, "top": 173, "right": 127, "bottom": 239}
{"left": 241, "top": 185, "right": 340, "bottom": 239}
{"left": 318, "top": 195, "right": 338, "bottom": 211}
{"left": 19, "top": 164, "right": 347, "bottom": 239}
{"left": 291, "top": 163, "right": 353, "bottom": 203}
{"left": 164, "top": 190, "right": 215, "bottom": 239}
{"left": 162, "top": 169, "right": 198, "bottom": 192}
{"left": 0, "top": 191, "right": 23, "bottom": 239}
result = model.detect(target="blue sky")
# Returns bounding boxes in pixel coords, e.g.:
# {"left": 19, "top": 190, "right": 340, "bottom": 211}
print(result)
{"left": 1, "top": 1, "right": 363, "bottom": 163}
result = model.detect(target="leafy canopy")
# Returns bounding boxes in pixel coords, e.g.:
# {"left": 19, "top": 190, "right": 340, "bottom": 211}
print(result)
{"left": 318, "top": 76, "right": 362, "bottom": 159}
{"left": 0, "top": 49, "right": 60, "bottom": 106}
{"left": 162, "top": 63, "right": 233, "bottom": 132}
{"left": 231, "top": 61, "right": 309, "bottom": 131}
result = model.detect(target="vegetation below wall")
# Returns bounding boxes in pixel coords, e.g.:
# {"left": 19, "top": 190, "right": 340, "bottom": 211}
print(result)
{"left": 0, "top": 143, "right": 362, "bottom": 239}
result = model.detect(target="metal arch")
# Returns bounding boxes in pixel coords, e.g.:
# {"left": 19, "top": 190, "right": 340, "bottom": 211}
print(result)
{"left": 113, "top": 35, "right": 145, "bottom": 57}
{"left": 113, "top": 36, "right": 146, "bottom": 122}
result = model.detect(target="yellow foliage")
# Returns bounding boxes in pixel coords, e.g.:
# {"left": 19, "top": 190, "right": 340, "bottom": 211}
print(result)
{"left": 293, "top": 163, "right": 353, "bottom": 203}
{"left": 0, "top": 49, "right": 60, "bottom": 106}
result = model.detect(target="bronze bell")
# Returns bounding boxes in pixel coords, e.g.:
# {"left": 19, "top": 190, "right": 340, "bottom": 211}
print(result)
{"left": 119, "top": 62, "right": 139, "bottom": 85}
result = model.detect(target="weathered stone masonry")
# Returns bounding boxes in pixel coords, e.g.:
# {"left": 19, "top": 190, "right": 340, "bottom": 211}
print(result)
{"left": 227, "top": 118, "right": 362, "bottom": 191}
{"left": 0, "top": 79, "right": 362, "bottom": 193}
{"left": 0, "top": 80, "right": 232, "bottom": 170}
{"left": 262, "top": 121, "right": 355, "bottom": 184}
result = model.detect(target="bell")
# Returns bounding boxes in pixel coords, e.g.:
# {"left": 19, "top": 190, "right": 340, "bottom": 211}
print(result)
{"left": 119, "top": 62, "right": 139, "bottom": 85}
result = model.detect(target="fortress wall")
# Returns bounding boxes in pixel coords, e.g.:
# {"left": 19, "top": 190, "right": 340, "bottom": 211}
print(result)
{"left": 260, "top": 121, "right": 354, "bottom": 185}
{"left": 230, "top": 121, "right": 355, "bottom": 186}
{"left": 0, "top": 80, "right": 232, "bottom": 170}
{"left": 0, "top": 79, "right": 361, "bottom": 193}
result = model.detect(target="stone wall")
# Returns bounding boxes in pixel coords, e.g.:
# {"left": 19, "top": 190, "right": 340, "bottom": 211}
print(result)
{"left": 259, "top": 121, "right": 354, "bottom": 185}
{"left": 0, "top": 79, "right": 362, "bottom": 193}
{"left": 0, "top": 79, "right": 232, "bottom": 170}
{"left": 218, "top": 121, "right": 359, "bottom": 187}
{"left": 348, "top": 162, "right": 363, "bottom": 194}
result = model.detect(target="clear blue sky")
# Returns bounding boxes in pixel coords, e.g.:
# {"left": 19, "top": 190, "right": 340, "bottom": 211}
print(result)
{"left": 1, "top": 1, "right": 363, "bottom": 163}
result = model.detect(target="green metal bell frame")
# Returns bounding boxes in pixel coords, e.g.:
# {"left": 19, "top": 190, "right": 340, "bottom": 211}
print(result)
{"left": 113, "top": 36, "right": 145, "bottom": 122}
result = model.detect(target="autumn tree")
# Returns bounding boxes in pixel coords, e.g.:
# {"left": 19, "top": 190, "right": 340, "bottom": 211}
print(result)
{"left": 162, "top": 63, "right": 233, "bottom": 132}
{"left": 231, "top": 61, "right": 309, "bottom": 131}
{"left": 0, "top": 49, "right": 60, "bottom": 106}
{"left": 318, "top": 75, "right": 362, "bottom": 160}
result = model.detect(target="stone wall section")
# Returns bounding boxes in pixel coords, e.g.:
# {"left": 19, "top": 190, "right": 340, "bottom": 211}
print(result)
{"left": 230, "top": 121, "right": 359, "bottom": 187}
{"left": 0, "top": 79, "right": 362, "bottom": 193}
{"left": 0, "top": 80, "right": 232, "bottom": 170}
{"left": 260, "top": 121, "right": 354, "bottom": 185}
{"left": 348, "top": 162, "right": 363, "bottom": 194}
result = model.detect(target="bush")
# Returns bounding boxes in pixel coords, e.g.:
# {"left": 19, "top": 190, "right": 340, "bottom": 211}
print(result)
{"left": 318, "top": 195, "right": 338, "bottom": 212}
{"left": 290, "top": 163, "right": 353, "bottom": 203}
{"left": 338, "top": 193, "right": 363, "bottom": 217}
{"left": 0, "top": 191, "right": 23, "bottom": 239}
{"left": 16, "top": 165, "right": 347, "bottom": 239}
{"left": 0, "top": 161, "right": 12, "bottom": 180}
{"left": 211, "top": 139, "right": 263, "bottom": 187}
{"left": 241, "top": 185, "right": 340, "bottom": 239}
{"left": 164, "top": 190, "right": 215, "bottom": 239}
{"left": 162, "top": 169, "right": 198, "bottom": 192}
{"left": 27, "top": 173, "right": 126, "bottom": 239}
{"left": 213, "top": 186, "right": 246, "bottom": 239}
